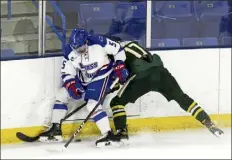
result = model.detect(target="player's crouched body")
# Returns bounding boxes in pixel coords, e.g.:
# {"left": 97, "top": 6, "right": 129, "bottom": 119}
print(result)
{"left": 107, "top": 39, "right": 224, "bottom": 141}
{"left": 39, "top": 28, "right": 130, "bottom": 147}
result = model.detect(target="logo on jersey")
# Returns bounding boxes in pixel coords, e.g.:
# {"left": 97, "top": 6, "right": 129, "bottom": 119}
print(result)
{"left": 79, "top": 62, "right": 98, "bottom": 70}
{"left": 99, "top": 36, "right": 104, "bottom": 42}
{"left": 85, "top": 72, "right": 97, "bottom": 78}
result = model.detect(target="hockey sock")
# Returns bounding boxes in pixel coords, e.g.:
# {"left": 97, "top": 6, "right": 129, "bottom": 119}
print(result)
{"left": 51, "top": 101, "right": 68, "bottom": 124}
{"left": 86, "top": 99, "right": 111, "bottom": 135}
{"left": 92, "top": 108, "right": 111, "bottom": 135}
{"left": 187, "top": 101, "right": 211, "bottom": 124}
{"left": 111, "top": 105, "right": 127, "bottom": 130}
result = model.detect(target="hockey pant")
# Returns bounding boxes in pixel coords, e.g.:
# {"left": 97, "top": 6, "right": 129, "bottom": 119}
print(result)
{"left": 51, "top": 75, "right": 114, "bottom": 135}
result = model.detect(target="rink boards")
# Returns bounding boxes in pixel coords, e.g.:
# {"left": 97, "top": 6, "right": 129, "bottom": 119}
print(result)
{"left": 1, "top": 114, "right": 231, "bottom": 144}
{"left": 1, "top": 48, "right": 231, "bottom": 144}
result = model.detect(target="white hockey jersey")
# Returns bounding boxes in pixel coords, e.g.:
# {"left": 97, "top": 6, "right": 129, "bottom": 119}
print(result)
{"left": 61, "top": 35, "right": 126, "bottom": 85}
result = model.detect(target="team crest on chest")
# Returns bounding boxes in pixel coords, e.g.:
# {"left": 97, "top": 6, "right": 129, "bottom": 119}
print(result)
{"left": 79, "top": 62, "right": 98, "bottom": 70}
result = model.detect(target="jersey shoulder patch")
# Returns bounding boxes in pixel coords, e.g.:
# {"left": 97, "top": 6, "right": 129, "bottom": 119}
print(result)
{"left": 87, "top": 35, "right": 107, "bottom": 47}
{"left": 124, "top": 41, "right": 153, "bottom": 63}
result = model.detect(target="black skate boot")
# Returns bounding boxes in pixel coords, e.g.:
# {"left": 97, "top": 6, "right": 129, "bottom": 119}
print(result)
{"left": 95, "top": 131, "right": 122, "bottom": 147}
{"left": 39, "top": 123, "right": 63, "bottom": 142}
{"left": 115, "top": 126, "right": 129, "bottom": 145}
{"left": 202, "top": 119, "right": 224, "bottom": 137}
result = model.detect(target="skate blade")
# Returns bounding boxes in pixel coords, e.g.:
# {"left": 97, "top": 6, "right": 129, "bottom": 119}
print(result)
{"left": 39, "top": 136, "right": 63, "bottom": 143}
{"left": 214, "top": 131, "right": 224, "bottom": 138}
{"left": 96, "top": 141, "right": 124, "bottom": 148}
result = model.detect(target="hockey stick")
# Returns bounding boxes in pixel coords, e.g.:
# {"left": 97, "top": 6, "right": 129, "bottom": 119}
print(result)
{"left": 60, "top": 102, "right": 88, "bottom": 124}
{"left": 16, "top": 102, "right": 87, "bottom": 142}
{"left": 117, "top": 74, "right": 136, "bottom": 98}
{"left": 63, "top": 78, "right": 120, "bottom": 149}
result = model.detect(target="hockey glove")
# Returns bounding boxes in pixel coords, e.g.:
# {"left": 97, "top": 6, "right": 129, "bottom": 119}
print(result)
{"left": 63, "top": 79, "right": 84, "bottom": 100}
{"left": 113, "top": 60, "right": 129, "bottom": 84}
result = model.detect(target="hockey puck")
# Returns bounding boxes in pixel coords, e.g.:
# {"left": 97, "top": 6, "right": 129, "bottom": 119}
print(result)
{"left": 75, "top": 139, "right": 81, "bottom": 142}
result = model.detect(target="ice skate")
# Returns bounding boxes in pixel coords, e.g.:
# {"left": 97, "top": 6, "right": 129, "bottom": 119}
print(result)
{"left": 203, "top": 120, "right": 224, "bottom": 137}
{"left": 115, "top": 126, "right": 129, "bottom": 145}
{"left": 39, "top": 123, "right": 63, "bottom": 142}
{"left": 95, "top": 131, "right": 122, "bottom": 147}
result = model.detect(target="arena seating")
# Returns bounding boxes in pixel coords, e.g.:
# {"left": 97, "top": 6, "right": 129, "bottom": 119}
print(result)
{"left": 1, "top": 0, "right": 231, "bottom": 58}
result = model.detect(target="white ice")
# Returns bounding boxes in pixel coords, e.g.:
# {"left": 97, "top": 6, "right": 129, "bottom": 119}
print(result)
{"left": 1, "top": 128, "right": 231, "bottom": 159}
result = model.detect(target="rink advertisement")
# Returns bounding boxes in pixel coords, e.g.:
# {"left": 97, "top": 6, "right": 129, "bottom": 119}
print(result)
{"left": 1, "top": 48, "right": 231, "bottom": 144}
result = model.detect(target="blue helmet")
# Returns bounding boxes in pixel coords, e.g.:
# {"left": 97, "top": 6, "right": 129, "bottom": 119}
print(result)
{"left": 69, "top": 28, "right": 88, "bottom": 50}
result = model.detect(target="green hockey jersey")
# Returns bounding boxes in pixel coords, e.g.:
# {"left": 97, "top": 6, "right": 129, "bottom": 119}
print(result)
{"left": 122, "top": 41, "right": 163, "bottom": 79}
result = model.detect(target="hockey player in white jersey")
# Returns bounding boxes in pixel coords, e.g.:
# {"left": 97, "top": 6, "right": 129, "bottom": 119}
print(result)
{"left": 39, "top": 28, "right": 129, "bottom": 147}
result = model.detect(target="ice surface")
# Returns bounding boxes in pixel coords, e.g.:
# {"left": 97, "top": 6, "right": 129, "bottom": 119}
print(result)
{"left": 1, "top": 128, "right": 231, "bottom": 159}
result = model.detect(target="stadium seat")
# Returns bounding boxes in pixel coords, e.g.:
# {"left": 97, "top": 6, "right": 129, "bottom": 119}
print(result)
{"left": 108, "top": 2, "right": 146, "bottom": 39}
{"left": 80, "top": 3, "right": 116, "bottom": 34}
{"left": 152, "top": 1, "right": 197, "bottom": 39}
{"left": 56, "top": 1, "right": 82, "bottom": 12}
{"left": 194, "top": 1, "right": 229, "bottom": 17}
{"left": 222, "top": 36, "right": 232, "bottom": 46}
{"left": 151, "top": 17, "right": 164, "bottom": 39}
{"left": 183, "top": 37, "right": 218, "bottom": 47}
{"left": 1, "top": 49, "right": 15, "bottom": 59}
{"left": 151, "top": 38, "right": 180, "bottom": 48}
{"left": 51, "top": 1, "right": 83, "bottom": 30}
{"left": 115, "top": 2, "right": 146, "bottom": 19}
{"left": 194, "top": 1, "right": 230, "bottom": 37}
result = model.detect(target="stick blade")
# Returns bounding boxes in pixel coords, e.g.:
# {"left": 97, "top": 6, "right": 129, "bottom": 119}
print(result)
{"left": 16, "top": 132, "right": 40, "bottom": 142}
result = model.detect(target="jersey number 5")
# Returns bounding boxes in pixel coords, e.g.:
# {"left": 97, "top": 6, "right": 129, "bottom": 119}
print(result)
{"left": 61, "top": 60, "right": 67, "bottom": 69}
{"left": 109, "top": 40, "right": 117, "bottom": 47}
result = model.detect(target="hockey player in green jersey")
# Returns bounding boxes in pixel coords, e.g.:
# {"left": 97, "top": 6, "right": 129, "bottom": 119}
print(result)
{"left": 105, "top": 36, "right": 224, "bottom": 142}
